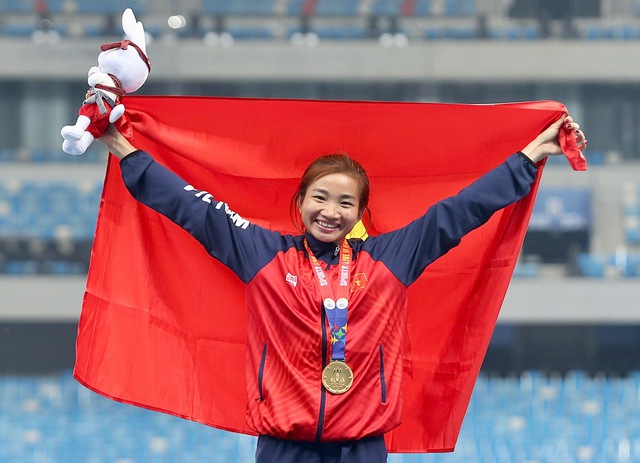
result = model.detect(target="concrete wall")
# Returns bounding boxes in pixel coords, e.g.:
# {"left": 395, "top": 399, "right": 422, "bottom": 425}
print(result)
{"left": 1, "top": 274, "right": 638, "bottom": 323}
{"left": 3, "top": 38, "right": 640, "bottom": 84}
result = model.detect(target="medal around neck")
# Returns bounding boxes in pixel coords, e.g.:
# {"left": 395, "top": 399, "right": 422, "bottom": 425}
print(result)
{"left": 322, "top": 360, "right": 354, "bottom": 394}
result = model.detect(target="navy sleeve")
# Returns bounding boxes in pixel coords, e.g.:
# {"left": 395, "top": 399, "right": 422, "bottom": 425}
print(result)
{"left": 119, "top": 150, "right": 284, "bottom": 283}
{"left": 362, "top": 153, "right": 538, "bottom": 286}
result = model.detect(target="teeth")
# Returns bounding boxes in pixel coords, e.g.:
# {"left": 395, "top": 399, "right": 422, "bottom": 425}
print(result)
{"left": 318, "top": 221, "right": 338, "bottom": 229}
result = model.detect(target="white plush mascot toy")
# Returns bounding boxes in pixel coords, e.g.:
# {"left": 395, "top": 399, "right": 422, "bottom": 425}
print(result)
{"left": 61, "top": 8, "right": 150, "bottom": 155}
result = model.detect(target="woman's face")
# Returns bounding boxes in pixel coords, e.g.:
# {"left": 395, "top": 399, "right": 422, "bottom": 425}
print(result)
{"left": 299, "top": 173, "right": 361, "bottom": 244}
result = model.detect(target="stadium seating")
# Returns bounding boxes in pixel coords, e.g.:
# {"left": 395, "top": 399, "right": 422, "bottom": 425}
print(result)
{"left": 371, "top": 0, "right": 405, "bottom": 17}
{"left": 66, "top": 0, "right": 149, "bottom": 15}
{"left": 0, "top": 0, "right": 35, "bottom": 14}
{"left": 0, "top": 146, "right": 104, "bottom": 163}
{"left": 286, "top": 0, "right": 310, "bottom": 16}
{"left": 1, "top": 0, "right": 639, "bottom": 41}
{"left": 0, "top": 179, "right": 100, "bottom": 274}
{"left": 623, "top": 183, "right": 640, "bottom": 244}
{"left": 490, "top": 24, "right": 539, "bottom": 40}
{"left": 413, "top": 0, "right": 433, "bottom": 16}
{"left": 201, "top": 0, "right": 278, "bottom": 16}
{"left": 315, "top": 0, "right": 361, "bottom": 17}
{"left": 2, "top": 370, "right": 639, "bottom": 462}
{"left": 576, "top": 252, "right": 640, "bottom": 278}
{"left": 443, "top": 0, "right": 476, "bottom": 16}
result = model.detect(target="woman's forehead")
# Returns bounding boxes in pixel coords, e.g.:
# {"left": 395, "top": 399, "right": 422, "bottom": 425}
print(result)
{"left": 309, "top": 173, "right": 360, "bottom": 192}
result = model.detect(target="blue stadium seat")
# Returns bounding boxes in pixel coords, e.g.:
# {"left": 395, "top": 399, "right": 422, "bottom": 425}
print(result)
{"left": 423, "top": 25, "right": 445, "bottom": 40}
{"left": 576, "top": 252, "right": 640, "bottom": 278}
{"left": 424, "top": 24, "right": 475, "bottom": 40}
{"left": 45, "top": 260, "right": 86, "bottom": 275}
{"left": 584, "top": 25, "right": 616, "bottom": 40}
{"left": 315, "top": 0, "right": 360, "bottom": 16}
{"left": 202, "top": 0, "right": 277, "bottom": 16}
{"left": 0, "top": 147, "right": 14, "bottom": 162}
{"left": 627, "top": 228, "right": 640, "bottom": 245}
{"left": 287, "top": 0, "right": 311, "bottom": 16}
{"left": 2, "top": 23, "right": 39, "bottom": 37}
{"left": 444, "top": 0, "right": 475, "bottom": 16}
{"left": 227, "top": 26, "right": 276, "bottom": 40}
{"left": 4, "top": 260, "right": 39, "bottom": 274}
{"left": 513, "top": 260, "right": 540, "bottom": 277}
{"left": 491, "top": 24, "right": 539, "bottom": 40}
{"left": 69, "top": 0, "right": 148, "bottom": 15}
{"left": 313, "top": 25, "right": 366, "bottom": 40}
{"left": 201, "top": 0, "right": 233, "bottom": 15}
{"left": 414, "top": 0, "right": 432, "bottom": 16}
{"left": 619, "top": 24, "right": 640, "bottom": 39}
{"left": 576, "top": 253, "right": 609, "bottom": 277}
{"left": 0, "top": 0, "right": 33, "bottom": 14}
{"left": 371, "top": 0, "right": 404, "bottom": 16}
{"left": 622, "top": 184, "right": 640, "bottom": 246}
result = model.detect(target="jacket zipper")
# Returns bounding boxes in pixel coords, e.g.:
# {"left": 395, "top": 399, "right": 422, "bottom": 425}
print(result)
{"left": 315, "top": 305, "right": 328, "bottom": 441}
{"left": 379, "top": 344, "right": 387, "bottom": 404}
{"left": 257, "top": 343, "right": 267, "bottom": 401}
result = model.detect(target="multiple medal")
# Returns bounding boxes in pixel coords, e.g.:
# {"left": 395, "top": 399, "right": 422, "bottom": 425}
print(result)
{"left": 305, "top": 239, "right": 354, "bottom": 395}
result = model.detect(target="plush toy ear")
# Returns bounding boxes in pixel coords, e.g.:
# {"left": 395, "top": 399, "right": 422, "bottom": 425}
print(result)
{"left": 122, "top": 8, "right": 146, "bottom": 53}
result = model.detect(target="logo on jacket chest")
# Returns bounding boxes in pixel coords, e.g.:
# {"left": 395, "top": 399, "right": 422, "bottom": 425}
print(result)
{"left": 285, "top": 273, "right": 298, "bottom": 288}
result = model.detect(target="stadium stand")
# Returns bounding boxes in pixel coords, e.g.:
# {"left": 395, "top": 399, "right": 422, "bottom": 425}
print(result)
{"left": 0, "top": 177, "right": 100, "bottom": 275}
{"left": 2, "top": 0, "right": 639, "bottom": 41}
{"left": 201, "top": 0, "right": 278, "bottom": 16}
{"left": 2, "top": 370, "right": 640, "bottom": 463}
{"left": 624, "top": 182, "right": 640, "bottom": 244}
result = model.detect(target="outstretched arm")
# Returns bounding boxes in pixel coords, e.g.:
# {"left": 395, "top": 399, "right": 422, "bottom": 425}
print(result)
{"left": 520, "top": 115, "right": 587, "bottom": 163}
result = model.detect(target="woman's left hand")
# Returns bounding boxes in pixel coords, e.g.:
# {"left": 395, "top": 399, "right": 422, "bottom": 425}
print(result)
{"left": 521, "top": 115, "right": 587, "bottom": 163}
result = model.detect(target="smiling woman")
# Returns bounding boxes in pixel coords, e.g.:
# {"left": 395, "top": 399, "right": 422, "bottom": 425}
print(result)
{"left": 92, "top": 113, "right": 585, "bottom": 463}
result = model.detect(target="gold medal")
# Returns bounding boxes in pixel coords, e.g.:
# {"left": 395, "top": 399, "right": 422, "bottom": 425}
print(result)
{"left": 322, "top": 360, "right": 354, "bottom": 394}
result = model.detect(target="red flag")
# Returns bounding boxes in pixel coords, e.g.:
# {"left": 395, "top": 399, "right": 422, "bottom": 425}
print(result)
{"left": 74, "top": 96, "right": 584, "bottom": 452}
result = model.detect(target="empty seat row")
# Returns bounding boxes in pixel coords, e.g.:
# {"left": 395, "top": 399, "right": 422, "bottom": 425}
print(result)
{"left": 576, "top": 252, "right": 640, "bottom": 278}
{"left": 0, "top": 180, "right": 101, "bottom": 240}
{"left": 201, "top": 0, "right": 475, "bottom": 17}
{"left": 0, "top": 147, "right": 104, "bottom": 163}
{"left": 2, "top": 370, "right": 640, "bottom": 463}
{"left": 0, "top": 0, "right": 149, "bottom": 15}
{"left": 623, "top": 183, "right": 640, "bottom": 244}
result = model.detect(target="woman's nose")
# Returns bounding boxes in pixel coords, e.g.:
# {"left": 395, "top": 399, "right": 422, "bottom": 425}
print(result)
{"left": 322, "top": 203, "right": 340, "bottom": 218}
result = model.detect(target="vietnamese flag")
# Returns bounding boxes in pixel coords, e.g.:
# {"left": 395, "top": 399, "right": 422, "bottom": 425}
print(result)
{"left": 74, "top": 96, "right": 585, "bottom": 452}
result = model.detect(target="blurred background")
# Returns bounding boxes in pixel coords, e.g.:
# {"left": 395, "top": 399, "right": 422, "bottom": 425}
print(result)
{"left": 1, "top": 0, "right": 640, "bottom": 462}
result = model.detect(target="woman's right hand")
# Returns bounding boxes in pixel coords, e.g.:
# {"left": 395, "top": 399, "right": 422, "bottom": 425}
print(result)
{"left": 97, "top": 124, "right": 138, "bottom": 160}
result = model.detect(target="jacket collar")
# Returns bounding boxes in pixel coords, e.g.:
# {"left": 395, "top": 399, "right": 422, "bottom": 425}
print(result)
{"left": 304, "top": 232, "right": 341, "bottom": 265}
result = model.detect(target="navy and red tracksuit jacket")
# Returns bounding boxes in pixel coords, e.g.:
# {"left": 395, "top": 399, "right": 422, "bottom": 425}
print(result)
{"left": 121, "top": 150, "right": 537, "bottom": 443}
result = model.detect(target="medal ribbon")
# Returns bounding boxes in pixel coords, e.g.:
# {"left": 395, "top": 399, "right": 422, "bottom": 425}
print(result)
{"left": 305, "top": 239, "right": 352, "bottom": 362}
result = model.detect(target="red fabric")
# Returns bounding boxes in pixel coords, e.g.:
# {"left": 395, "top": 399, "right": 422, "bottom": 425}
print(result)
{"left": 74, "top": 96, "right": 585, "bottom": 452}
